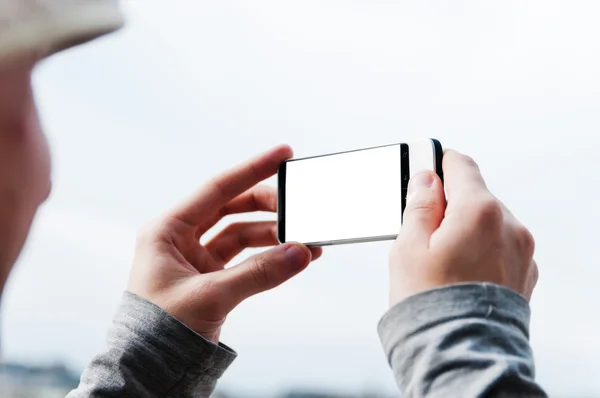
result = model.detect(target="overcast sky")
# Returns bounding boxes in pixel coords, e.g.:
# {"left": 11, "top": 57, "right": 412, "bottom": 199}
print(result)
{"left": 2, "top": 0, "right": 600, "bottom": 396}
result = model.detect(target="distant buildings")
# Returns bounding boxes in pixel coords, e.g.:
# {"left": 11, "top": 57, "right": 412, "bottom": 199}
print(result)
{"left": 214, "top": 391, "right": 392, "bottom": 398}
{"left": 0, "top": 362, "right": 79, "bottom": 398}
{"left": 0, "top": 363, "right": 392, "bottom": 398}
{"left": 280, "top": 392, "right": 389, "bottom": 398}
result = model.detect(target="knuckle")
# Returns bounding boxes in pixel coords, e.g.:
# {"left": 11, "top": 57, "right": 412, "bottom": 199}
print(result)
{"left": 236, "top": 229, "right": 251, "bottom": 249}
{"left": 531, "top": 262, "right": 539, "bottom": 285}
{"left": 250, "top": 255, "right": 273, "bottom": 289}
{"left": 249, "top": 162, "right": 263, "bottom": 181}
{"left": 460, "top": 154, "right": 480, "bottom": 170}
{"left": 223, "top": 222, "right": 244, "bottom": 234}
{"left": 208, "top": 175, "right": 234, "bottom": 199}
{"left": 257, "top": 185, "right": 277, "bottom": 211}
{"left": 217, "top": 205, "right": 229, "bottom": 218}
{"left": 524, "top": 261, "right": 539, "bottom": 299}
{"left": 514, "top": 225, "right": 536, "bottom": 257}
{"left": 408, "top": 197, "right": 438, "bottom": 213}
{"left": 472, "top": 196, "right": 503, "bottom": 227}
{"left": 250, "top": 187, "right": 262, "bottom": 211}
{"left": 223, "top": 223, "right": 251, "bottom": 247}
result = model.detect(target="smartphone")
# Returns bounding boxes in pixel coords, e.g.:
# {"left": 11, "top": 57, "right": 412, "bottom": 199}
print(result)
{"left": 277, "top": 138, "right": 443, "bottom": 246}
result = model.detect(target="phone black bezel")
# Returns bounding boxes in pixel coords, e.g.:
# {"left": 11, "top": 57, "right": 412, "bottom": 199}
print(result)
{"left": 432, "top": 138, "right": 444, "bottom": 183}
{"left": 277, "top": 161, "right": 287, "bottom": 243}
{"left": 277, "top": 139, "right": 443, "bottom": 245}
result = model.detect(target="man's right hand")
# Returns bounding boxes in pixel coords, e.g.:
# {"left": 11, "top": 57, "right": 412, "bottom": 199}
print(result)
{"left": 389, "top": 150, "right": 539, "bottom": 307}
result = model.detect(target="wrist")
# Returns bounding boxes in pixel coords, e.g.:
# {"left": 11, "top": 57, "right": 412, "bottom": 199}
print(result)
{"left": 125, "top": 288, "right": 224, "bottom": 344}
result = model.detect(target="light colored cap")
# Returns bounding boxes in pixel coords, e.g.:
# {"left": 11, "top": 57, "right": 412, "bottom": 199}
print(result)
{"left": 0, "top": 0, "right": 124, "bottom": 62}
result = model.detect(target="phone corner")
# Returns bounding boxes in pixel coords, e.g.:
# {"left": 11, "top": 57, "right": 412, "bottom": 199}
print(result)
{"left": 277, "top": 232, "right": 286, "bottom": 245}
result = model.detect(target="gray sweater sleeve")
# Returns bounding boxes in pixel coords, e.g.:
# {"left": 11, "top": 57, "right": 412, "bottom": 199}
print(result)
{"left": 67, "top": 292, "right": 236, "bottom": 398}
{"left": 378, "top": 283, "right": 548, "bottom": 398}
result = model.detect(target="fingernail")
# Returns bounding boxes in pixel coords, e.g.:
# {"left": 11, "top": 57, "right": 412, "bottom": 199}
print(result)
{"left": 408, "top": 172, "right": 434, "bottom": 195}
{"left": 284, "top": 245, "right": 308, "bottom": 271}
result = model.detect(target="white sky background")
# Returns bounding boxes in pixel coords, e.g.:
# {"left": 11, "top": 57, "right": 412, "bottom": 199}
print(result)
{"left": 2, "top": 0, "right": 600, "bottom": 395}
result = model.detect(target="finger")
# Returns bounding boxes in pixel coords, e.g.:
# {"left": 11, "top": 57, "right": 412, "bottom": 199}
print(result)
{"left": 171, "top": 145, "right": 292, "bottom": 226}
{"left": 309, "top": 247, "right": 323, "bottom": 261}
{"left": 399, "top": 171, "right": 446, "bottom": 246}
{"left": 205, "top": 221, "right": 278, "bottom": 265}
{"left": 442, "top": 150, "right": 490, "bottom": 202}
{"left": 195, "top": 185, "right": 277, "bottom": 239}
{"left": 222, "top": 184, "right": 277, "bottom": 214}
{"left": 217, "top": 243, "right": 312, "bottom": 306}
{"left": 499, "top": 201, "right": 536, "bottom": 259}
{"left": 524, "top": 260, "right": 539, "bottom": 301}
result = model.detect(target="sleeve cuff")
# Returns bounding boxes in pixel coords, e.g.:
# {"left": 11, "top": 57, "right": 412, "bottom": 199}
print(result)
{"left": 116, "top": 292, "right": 237, "bottom": 379}
{"left": 378, "top": 283, "right": 531, "bottom": 353}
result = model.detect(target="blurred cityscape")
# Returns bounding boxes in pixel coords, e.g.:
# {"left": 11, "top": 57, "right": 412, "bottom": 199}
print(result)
{"left": 1, "top": 362, "right": 595, "bottom": 397}
{"left": 0, "top": 362, "right": 393, "bottom": 398}
{"left": 0, "top": 362, "right": 78, "bottom": 398}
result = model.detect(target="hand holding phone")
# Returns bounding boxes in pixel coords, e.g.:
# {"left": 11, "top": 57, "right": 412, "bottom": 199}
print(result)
{"left": 278, "top": 139, "right": 443, "bottom": 246}
{"left": 390, "top": 150, "right": 538, "bottom": 305}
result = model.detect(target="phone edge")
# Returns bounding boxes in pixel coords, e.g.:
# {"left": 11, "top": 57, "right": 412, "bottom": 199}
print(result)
{"left": 400, "top": 143, "right": 410, "bottom": 223}
{"left": 277, "top": 161, "right": 286, "bottom": 244}
{"left": 277, "top": 138, "right": 443, "bottom": 246}
{"left": 431, "top": 138, "right": 444, "bottom": 184}
{"left": 284, "top": 142, "right": 401, "bottom": 164}
{"left": 304, "top": 234, "right": 398, "bottom": 247}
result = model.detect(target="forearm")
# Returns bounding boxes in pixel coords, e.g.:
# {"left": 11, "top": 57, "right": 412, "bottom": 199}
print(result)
{"left": 67, "top": 292, "right": 236, "bottom": 398}
{"left": 379, "top": 283, "right": 547, "bottom": 398}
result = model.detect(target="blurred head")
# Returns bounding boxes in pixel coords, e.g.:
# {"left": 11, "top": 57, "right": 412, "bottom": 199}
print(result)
{"left": 0, "top": 57, "right": 51, "bottom": 297}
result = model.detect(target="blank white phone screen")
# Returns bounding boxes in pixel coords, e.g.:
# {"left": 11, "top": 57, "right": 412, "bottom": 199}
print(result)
{"left": 285, "top": 145, "right": 402, "bottom": 244}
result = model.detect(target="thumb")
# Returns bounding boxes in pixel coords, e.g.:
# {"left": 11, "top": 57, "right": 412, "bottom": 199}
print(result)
{"left": 218, "top": 243, "right": 312, "bottom": 306}
{"left": 401, "top": 171, "right": 446, "bottom": 245}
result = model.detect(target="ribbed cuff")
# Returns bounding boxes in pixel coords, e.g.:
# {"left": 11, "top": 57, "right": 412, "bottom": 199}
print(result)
{"left": 116, "top": 292, "right": 237, "bottom": 379}
{"left": 378, "top": 283, "right": 531, "bottom": 351}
